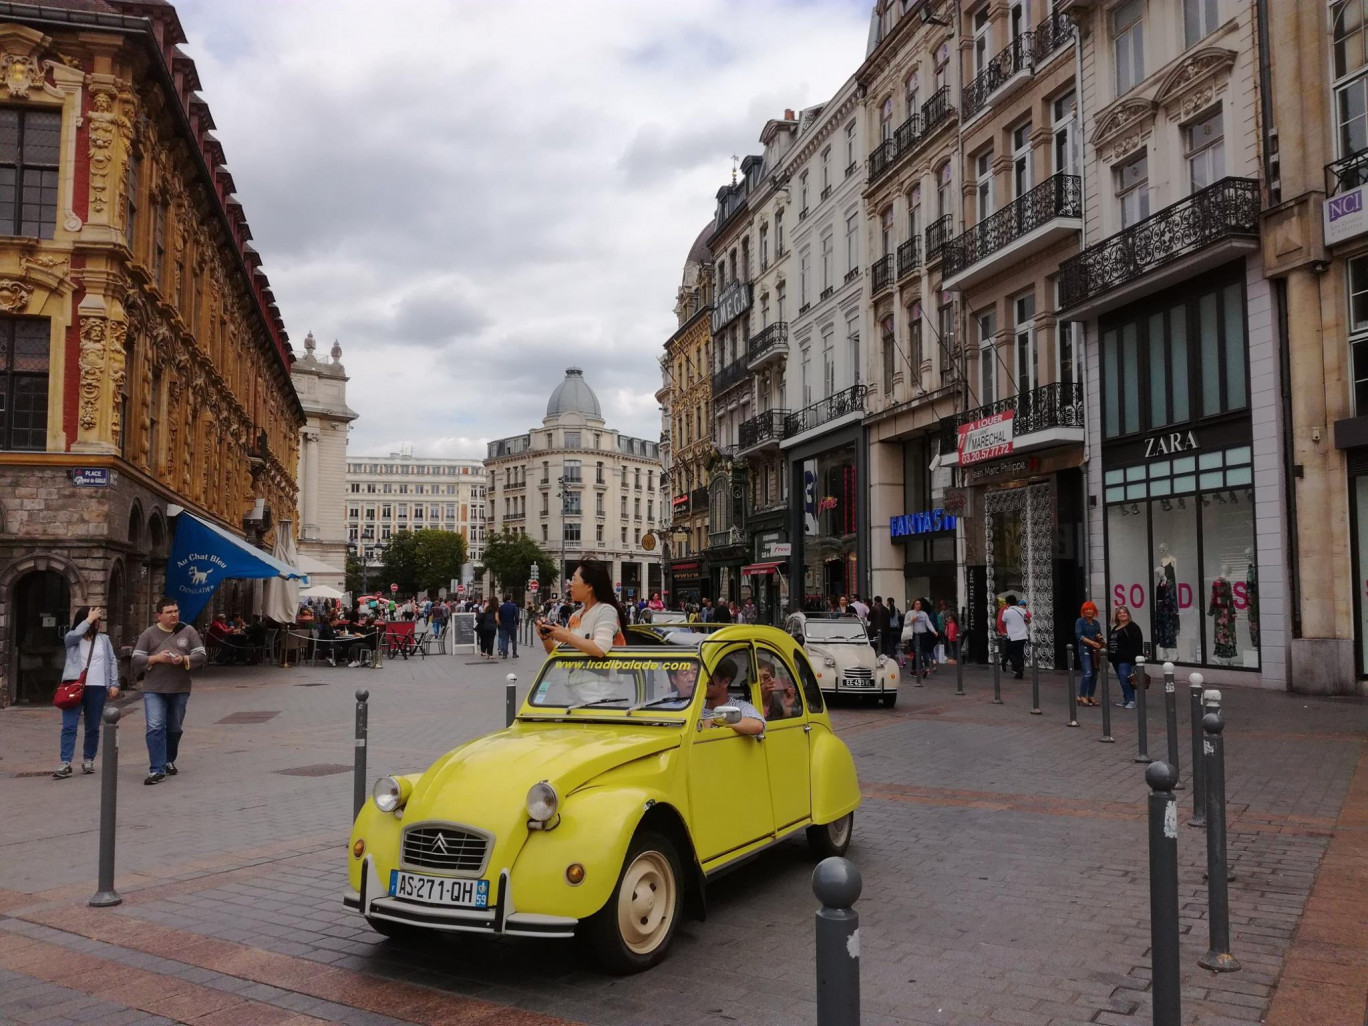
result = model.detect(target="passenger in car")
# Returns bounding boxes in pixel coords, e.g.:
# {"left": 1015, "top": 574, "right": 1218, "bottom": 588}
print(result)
{"left": 703, "top": 657, "right": 765, "bottom": 736}
{"left": 758, "top": 659, "right": 799, "bottom": 720}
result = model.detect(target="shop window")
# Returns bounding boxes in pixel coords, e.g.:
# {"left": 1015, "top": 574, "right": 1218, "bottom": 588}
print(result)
{"left": 0, "top": 315, "right": 48, "bottom": 451}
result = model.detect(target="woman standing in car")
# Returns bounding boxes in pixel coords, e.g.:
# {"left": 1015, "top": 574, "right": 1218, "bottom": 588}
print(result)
{"left": 538, "top": 558, "right": 625, "bottom": 657}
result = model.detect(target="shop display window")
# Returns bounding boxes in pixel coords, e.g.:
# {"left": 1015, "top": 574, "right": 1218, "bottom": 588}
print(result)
{"left": 1200, "top": 488, "right": 1258, "bottom": 667}
{"left": 1148, "top": 497, "right": 1201, "bottom": 664}
{"left": 800, "top": 444, "right": 859, "bottom": 607}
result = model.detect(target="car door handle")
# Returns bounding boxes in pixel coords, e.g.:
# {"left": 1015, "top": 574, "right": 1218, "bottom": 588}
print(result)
{"left": 803, "top": 724, "right": 812, "bottom": 733}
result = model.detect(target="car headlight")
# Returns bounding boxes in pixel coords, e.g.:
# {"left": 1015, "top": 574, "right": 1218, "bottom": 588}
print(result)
{"left": 526, "top": 781, "right": 559, "bottom": 825}
{"left": 823, "top": 656, "right": 838, "bottom": 668}
{"left": 876, "top": 654, "right": 888, "bottom": 666}
{"left": 372, "top": 776, "right": 405, "bottom": 813}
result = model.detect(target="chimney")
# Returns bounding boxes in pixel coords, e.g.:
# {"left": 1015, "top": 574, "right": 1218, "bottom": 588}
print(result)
{"left": 784, "top": 108, "right": 795, "bottom": 121}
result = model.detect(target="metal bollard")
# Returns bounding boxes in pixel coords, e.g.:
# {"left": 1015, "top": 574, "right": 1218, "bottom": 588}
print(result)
{"left": 1099, "top": 656, "right": 1114, "bottom": 743}
{"left": 353, "top": 689, "right": 369, "bottom": 819}
{"left": 812, "top": 856, "right": 861, "bottom": 1026}
{"left": 506, "top": 673, "right": 518, "bottom": 727}
{"left": 1134, "top": 656, "right": 1151, "bottom": 763}
{"left": 1163, "top": 662, "right": 1183, "bottom": 789}
{"left": 1029, "top": 634, "right": 1042, "bottom": 715}
{"left": 1146, "top": 761, "right": 1183, "bottom": 1026}
{"left": 991, "top": 636, "right": 1003, "bottom": 705}
{"left": 1198, "top": 695, "right": 1241, "bottom": 973}
{"left": 955, "top": 640, "right": 965, "bottom": 696}
{"left": 1065, "top": 644, "right": 1078, "bottom": 728}
{"left": 1188, "top": 673, "right": 1206, "bottom": 828}
{"left": 89, "top": 706, "right": 123, "bottom": 908}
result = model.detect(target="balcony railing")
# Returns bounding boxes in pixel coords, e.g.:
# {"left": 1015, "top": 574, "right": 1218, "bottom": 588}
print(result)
{"left": 739, "top": 409, "right": 788, "bottom": 450}
{"left": 1031, "top": 8, "right": 1076, "bottom": 65}
{"left": 709, "top": 529, "right": 743, "bottom": 550}
{"left": 713, "top": 358, "right": 750, "bottom": 395}
{"left": 748, "top": 321, "right": 789, "bottom": 364}
{"left": 925, "top": 213, "right": 954, "bottom": 261}
{"left": 1327, "top": 149, "right": 1368, "bottom": 196}
{"left": 938, "top": 381, "right": 1085, "bottom": 456}
{"left": 867, "top": 87, "right": 957, "bottom": 187}
{"left": 871, "top": 254, "right": 894, "bottom": 293}
{"left": 897, "top": 237, "right": 921, "bottom": 278}
{"left": 964, "top": 33, "right": 1033, "bottom": 122}
{"left": 783, "top": 384, "right": 869, "bottom": 438}
{"left": 1058, "top": 177, "right": 1260, "bottom": 311}
{"left": 943, "top": 173, "right": 1081, "bottom": 279}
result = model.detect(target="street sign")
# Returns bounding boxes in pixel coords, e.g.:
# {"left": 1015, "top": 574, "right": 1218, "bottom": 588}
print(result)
{"left": 530, "top": 562, "right": 540, "bottom": 578}
{"left": 614, "top": 583, "right": 621, "bottom": 592}
{"left": 71, "top": 467, "right": 110, "bottom": 487}
{"left": 390, "top": 583, "right": 398, "bottom": 593}
{"left": 530, "top": 581, "right": 539, "bottom": 592}
{"left": 456, "top": 584, "right": 466, "bottom": 594}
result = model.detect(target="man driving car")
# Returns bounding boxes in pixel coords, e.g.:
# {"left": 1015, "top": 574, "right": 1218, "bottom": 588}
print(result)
{"left": 702, "top": 657, "right": 765, "bottom": 736}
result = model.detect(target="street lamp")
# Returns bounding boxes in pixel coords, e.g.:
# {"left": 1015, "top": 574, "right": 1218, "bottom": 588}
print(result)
{"left": 347, "top": 539, "right": 386, "bottom": 598}
{"left": 556, "top": 474, "right": 568, "bottom": 596}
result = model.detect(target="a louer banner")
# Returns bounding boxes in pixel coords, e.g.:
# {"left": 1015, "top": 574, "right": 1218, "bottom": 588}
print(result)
{"left": 165, "top": 512, "right": 310, "bottom": 623}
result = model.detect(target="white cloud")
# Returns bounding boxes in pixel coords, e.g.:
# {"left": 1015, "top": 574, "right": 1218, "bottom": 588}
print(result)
{"left": 175, "top": 0, "right": 871, "bottom": 458}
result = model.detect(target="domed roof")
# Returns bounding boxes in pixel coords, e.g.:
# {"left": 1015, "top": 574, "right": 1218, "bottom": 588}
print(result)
{"left": 685, "top": 222, "right": 712, "bottom": 267}
{"left": 546, "top": 367, "right": 602, "bottom": 419}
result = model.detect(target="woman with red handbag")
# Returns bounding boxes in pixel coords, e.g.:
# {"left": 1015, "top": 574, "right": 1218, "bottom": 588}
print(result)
{"left": 53, "top": 606, "right": 119, "bottom": 779}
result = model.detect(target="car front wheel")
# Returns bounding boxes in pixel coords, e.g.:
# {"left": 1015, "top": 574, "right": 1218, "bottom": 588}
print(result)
{"left": 806, "top": 812, "right": 853, "bottom": 858}
{"left": 585, "top": 830, "right": 683, "bottom": 973}
{"left": 364, "top": 916, "right": 424, "bottom": 943}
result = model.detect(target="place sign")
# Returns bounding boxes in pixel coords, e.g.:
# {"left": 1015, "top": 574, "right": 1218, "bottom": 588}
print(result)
{"left": 711, "top": 282, "right": 752, "bottom": 332}
{"left": 71, "top": 467, "right": 110, "bottom": 487}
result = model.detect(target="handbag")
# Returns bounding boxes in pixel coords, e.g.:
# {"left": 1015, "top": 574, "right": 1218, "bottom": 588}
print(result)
{"left": 54, "top": 632, "right": 97, "bottom": 710}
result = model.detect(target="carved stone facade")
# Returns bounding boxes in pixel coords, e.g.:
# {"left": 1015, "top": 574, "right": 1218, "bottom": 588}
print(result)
{"left": 0, "top": 2, "right": 304, "bottom": 706}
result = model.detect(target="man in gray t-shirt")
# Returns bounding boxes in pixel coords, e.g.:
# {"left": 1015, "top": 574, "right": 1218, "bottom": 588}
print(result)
{"left": 131, "top": 597, "right": 206, "bottom": 785}
{"left": 703, "top": 657, "right": 765, "bottom": 736}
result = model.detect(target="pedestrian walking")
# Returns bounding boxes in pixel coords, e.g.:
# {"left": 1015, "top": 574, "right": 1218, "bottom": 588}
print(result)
{"left": 900, "top": 599, "right": 938, "bottom": 678}
{"left": 130, "top": 597, "right": 206, "bottom": 785}
{"left": 1075, "top": 601, "right": 1105, "bottom": 706}
{"left": 740, "top": 596, "right": 759, "bottom": 624}
{"left": 884, "top": 598, "right": 902, "bottom": 659}
{"left": 497, "top": 594, "right": 519, "bottom": 659}
{"left": 1107, "top": 605, "right": 1144, "bottom": 709}
{"left": 476, "top": 597, "right": 499, "bottom": 660}
{"left": 944, "top": 613, "right": 960, "bottom": 663}
{"left": 995, "top": 597, "right": 1009, "bottom": 668}
{"left": 1001, "top": 595, "right": 1030, "bottom": 679}
{"left": 52, "top": 606, "right": 119, "bottom": 779}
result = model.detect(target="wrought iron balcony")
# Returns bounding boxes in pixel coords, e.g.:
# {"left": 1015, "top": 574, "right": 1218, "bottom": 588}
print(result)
{"left": 709, "top": 528, "right": 744, "bottom": 550}
{"left": 925, "top": 213, "right": 954, "bottom": 262}
{"left": 844, "top": 266, "right": 860, "bottom": 283}
{"left": 942, "top": 173, "right": 1081, "bottom": 286}
{"left": 871, "top": 254, "right": 894, "bottom": 293}
{"left": 897, "top": 237, "right": 921, "bottom": 279}
{"left": 1058, "top": 177, "right": 1260, "bottom": 312}
{"left": 820, "top": 285, "right": 835, "bottom": 301}
{"left": 820, "top": 185, "right": 832, "bottom": 201}
{"left": 1031, "top": 8, "right": 1076, "bottom": 64}
{"left": 937, "top": 381, "right": 1085, "bottom": 461}
{"left": 713, "top": 358, "right": 750, "bottom": 396}
{"left": 748, "top": 321, "right": 789, "bottom": 368}
{"left": 892, "top": 113, "right": 919, "bottom": 155}
{"left": 920, "top": 85, "right": 955, "bottom": 140}
{"left": 1327, "top": 148, "right": 1368, "bottom": 196}
{"left": 867, "top": 138, "right": 894, "bottom": 183}
{"left": 783, "top": 384, "right": 869, "bottom": 438}
{"left": 964, "top": 33, "right": 1033, "bottom": 122}
{"left": 867, "top": 89, "right": 956, "bottom": 187}
{"left": 738, "top": 409, "right": 788, "bottom": 452}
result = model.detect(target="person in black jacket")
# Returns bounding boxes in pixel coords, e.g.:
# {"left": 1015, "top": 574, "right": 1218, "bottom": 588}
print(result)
{"left": 476, "top": 597, "right": 499, "bottom": 660}
{"left": 1107, "top": 605, "right": 1144, "bottom": 709}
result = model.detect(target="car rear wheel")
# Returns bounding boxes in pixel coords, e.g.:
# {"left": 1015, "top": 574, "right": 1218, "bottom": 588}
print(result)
{"left": 807, "top": 812, "right": 853, "bottom": 858}
{"left": 585, "top": 830, "right": 682, "bottom": 973}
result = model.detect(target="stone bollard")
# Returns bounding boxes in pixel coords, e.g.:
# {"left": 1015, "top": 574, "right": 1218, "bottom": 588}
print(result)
{"left": 1163, "top": 662, "right": 1183, "bottom": 790}
{"left": 1188, "top": 673, "right": 1207, "bottom": 828}
{"left": 1146, "top": 761, "right": 1182, "bottom": 1026}
{"left": 506, "top": 674, "right": 518, "bottom": 727}
{"left": 352, "top": 689, "right": 369, "bottom": 820}
{"left": 1029, "top": 633, "right": 1042, "bottom": 716}
{"left": 813, "top": 856, "right": 861, "bottom": 1026}
{"left": 89, "top": 706, "right": 123, "bottom": 908}
{"left": 1065, "top": 644, "right": 1078, "bottom": 728}
{"left": 1198, "top": 694, "right": 1241, "bottom": 973}
{"left": 1134, "top": 656, "right": 1151, "bottom": 763}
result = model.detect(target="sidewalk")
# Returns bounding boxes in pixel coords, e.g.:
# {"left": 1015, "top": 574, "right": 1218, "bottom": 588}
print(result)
{"left": 0, "top": 654, "right": 1364, "bottom": 1024}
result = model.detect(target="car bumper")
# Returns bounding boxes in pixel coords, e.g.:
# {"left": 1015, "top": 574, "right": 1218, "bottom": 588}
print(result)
{"left": 344, "top": 856, "right": 578, "bottom": 939}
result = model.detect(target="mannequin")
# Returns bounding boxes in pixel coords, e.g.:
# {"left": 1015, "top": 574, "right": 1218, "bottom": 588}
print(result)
{"left": 1245, "top": 547, "right": 1258, "bottom": 649}
{"left": 1153, "top": 543, "right": 1179, "bottom": 656}
{"left": 1209, "top": 563, "right": 1236, "bottom": 663}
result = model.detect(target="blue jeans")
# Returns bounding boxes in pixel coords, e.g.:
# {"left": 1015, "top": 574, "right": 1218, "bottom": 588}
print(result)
{"left": 144, "top": 691, "right": 189, "bottom": 774}
{"left": 59, "top": 685, "right": 108, "bottom": 763}
{"left": 1078, "top": 649, "right": 1097, "bottom": 698}
{"left": 498, "top": 627, "right": 514, "bottom": 657}
{"left": 1116, "top": 662, "right": 1136, "bottom": 704}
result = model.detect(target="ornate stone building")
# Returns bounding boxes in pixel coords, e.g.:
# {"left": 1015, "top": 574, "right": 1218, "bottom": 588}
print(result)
{"left": 0, "top": 1, "right": 303, "bottom": 705}
{"left": 293, "top": 333, "right": 356, "bottom": 592}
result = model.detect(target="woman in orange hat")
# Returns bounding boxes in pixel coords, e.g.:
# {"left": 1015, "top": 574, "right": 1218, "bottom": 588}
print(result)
{"left": 1074, "top": 601, "right": 1105, "bottom": 706}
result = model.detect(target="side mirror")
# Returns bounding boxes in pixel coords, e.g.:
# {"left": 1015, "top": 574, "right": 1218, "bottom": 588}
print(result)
{"left": 712, "top": 704, "right": 743, "bottom": 725}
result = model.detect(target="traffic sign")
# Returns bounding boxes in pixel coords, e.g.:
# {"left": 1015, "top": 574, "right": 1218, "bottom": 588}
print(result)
{"left": 390, "top": 583, "right": 398, "bottom": 593}
{"left": 530, "top": 562, "right": 540, "bottom": 578}
{"left": 456, "top": 584, "right": 466, "bottom": 594}
{"left": 530, "top": 581, "right": 539, "bottom": 592}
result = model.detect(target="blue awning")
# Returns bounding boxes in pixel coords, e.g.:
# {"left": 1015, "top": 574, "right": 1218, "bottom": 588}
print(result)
{"left": 166, "top": 512, "right": 309, "bottom": 623}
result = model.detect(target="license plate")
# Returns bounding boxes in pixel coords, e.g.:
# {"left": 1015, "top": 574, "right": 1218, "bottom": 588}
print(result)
{"left": 388, "top": 870, "right": 489, "bottom": 908}
{"left": 842, "top": 677, "right": 875, "bottom": 688}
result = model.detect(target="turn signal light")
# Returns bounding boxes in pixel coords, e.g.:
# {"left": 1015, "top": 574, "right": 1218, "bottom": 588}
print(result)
{"left": 565, "top": 863, "right": 585, "bottom": 885}
{"left": 352, "top": 839, "right": 365, "bottom": 859}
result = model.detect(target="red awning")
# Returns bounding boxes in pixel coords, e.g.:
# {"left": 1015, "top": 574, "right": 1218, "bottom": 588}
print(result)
{"left": 741, "top": 561, "right": 783, "bottom": 577}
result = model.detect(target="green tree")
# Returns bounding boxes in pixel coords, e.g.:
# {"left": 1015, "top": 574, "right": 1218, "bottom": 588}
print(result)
{"left": 477, "top": 530, "right": 558, "bottom": 596}
{"left": 344, "top": 552, "right": 367, "bottom": 596}
{"left": 379, "top": 530, "right": 420, "bottom": 596}
{"left": 413, "top": 529, "right": 468, "bottom": 595}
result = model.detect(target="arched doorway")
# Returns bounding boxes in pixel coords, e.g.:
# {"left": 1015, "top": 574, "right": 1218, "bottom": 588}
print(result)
{"left": 13, "top": 570, "right": 70, "bottom": 705}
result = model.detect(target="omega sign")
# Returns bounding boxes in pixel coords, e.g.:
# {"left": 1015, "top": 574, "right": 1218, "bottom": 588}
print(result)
{"left": 1144, "top": 429, "right": 1199, "bottom": 459}
{"left": 711, "top": 282, "right": 752, "bottom": 332}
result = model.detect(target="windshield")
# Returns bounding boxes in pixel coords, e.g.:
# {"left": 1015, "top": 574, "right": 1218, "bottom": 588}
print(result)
{"left": 804, "top": 621, "right": 869, "bottom": 642}
{"left": 528, "top": 655, "right": 702, "bottom": 713}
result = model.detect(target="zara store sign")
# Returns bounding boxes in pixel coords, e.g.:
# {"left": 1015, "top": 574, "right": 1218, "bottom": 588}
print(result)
{"left": 1143, "top": 429, "right": 1199, "bottom": 459}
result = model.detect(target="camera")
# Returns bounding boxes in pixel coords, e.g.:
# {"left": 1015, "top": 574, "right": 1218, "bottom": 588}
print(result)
{"left": 537, "top": 620, "right": 554, "bottom": 639}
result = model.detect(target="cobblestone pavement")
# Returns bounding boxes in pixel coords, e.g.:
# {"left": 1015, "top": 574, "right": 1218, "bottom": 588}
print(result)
{"left": 1, "top": 649, "right": 1365, "bottom": 1025}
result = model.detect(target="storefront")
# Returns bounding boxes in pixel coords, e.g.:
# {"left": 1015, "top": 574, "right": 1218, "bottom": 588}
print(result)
{"left": 788, "top": 425, "right": 865, "bottom": 612}
{"left": 742, "top": 534, "right": 789, "bottom": 624}
{"left": 1099, "top": 264, "right": 1261, "bottom": 672}
{"left": 891, "top": 434, "right": 958, "bottom": 615}
{"left": 667, "top": 558, "right": 707, "bottom": 609}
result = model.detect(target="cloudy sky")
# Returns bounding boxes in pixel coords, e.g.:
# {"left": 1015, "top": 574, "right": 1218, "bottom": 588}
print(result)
{"left": 174, "top": 0, "right": 872, "bottom": 459}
